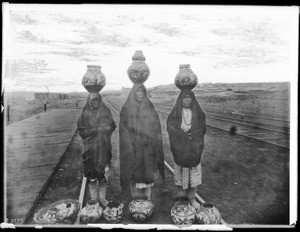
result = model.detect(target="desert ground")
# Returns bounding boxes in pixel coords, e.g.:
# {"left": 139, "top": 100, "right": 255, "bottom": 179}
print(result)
{"left": 4, "top": 82, "right": 290, "bottom": 225}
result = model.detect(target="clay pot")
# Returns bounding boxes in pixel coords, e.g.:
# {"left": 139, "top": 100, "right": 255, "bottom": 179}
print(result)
{"left": 82, "top": 65, "right": 106, "bottom": 93}
{"left": 174, "top": 64, "right": 198, "bottom": 91}
{"left": 79, "top": 202, "right": 103, "bottom": 224}
{"left": 102, "top": 201, "right": 124, "bottom": 223}
{"left": 33, "top": 199, "right": 80, "bottom": 225}
{"left": 127, "top": 50, "right": 150, "bottom": 84}
{"left": 128, "top": 198, "right": 154, "bottom": 222}
{"left": 170, "top": 198, "right": 196, "bottom": 225}
{"left": 196, "top": 202, "right": 221, "bottom": 224}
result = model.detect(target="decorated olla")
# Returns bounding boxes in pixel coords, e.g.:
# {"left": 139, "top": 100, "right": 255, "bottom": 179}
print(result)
{"left": 196, "top": 202, "right": 222, "bottom": 224}
{"left": 82, "top": 65, "right": 106, "bottom": 93}
{"left": 127, "top": 50, "right": 150, "bottom": 84}
{"left": 33, "top": 199, "right": 80, "bottom": 224}
{"left": 170, "top": 199, "right": 196, "bottom": 225}
{"left": 103, "top": 201, "right": 124, "bottom": 223}
{"left": 79, "top": 202, "right": 103, "bottom": 224}
{"left": 174, "top": 64, "right": 198, "bottom": 91}
{"left": 128, "top": 198, "right": 154, "bottom": 222}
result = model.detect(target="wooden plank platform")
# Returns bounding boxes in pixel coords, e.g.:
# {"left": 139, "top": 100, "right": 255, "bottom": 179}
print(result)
{"left": 5, "top": 109, "right": 82, "bottom": 224}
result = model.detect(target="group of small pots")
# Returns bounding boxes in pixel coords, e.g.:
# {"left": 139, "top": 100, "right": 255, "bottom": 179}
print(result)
{"left": 79, "top": 198, "right": 155, "bottom": 224}
{"left": 170, "top": 198, "right": 222, "bottom": 225}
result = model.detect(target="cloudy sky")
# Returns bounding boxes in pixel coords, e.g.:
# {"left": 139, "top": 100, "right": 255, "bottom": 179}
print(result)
{"left": 2, "top": 4, "right": 299, "bottom": 92}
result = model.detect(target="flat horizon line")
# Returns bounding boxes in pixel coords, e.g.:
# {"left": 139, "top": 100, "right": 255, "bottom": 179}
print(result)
{"left": 3, "top": 81, "right": 290, "bottom": 94}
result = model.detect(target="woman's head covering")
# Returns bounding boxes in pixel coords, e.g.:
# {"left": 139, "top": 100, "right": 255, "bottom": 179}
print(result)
{"left": 168, "top": 90, "right": 205, "bottom": 131}
{"left": 180, "top": 90, "right": 194, "bottom": 107}
{"left": 181, "top": 90, "right": 193, "bottom": 98}
{"left": 134, "top": 84, "right": 147, "bottom": 103}
{"left": 120, "top": 83, "right": 157, "bottom": 135}
{"left": 86, "top": 92, "right": 102, "bottom": 108}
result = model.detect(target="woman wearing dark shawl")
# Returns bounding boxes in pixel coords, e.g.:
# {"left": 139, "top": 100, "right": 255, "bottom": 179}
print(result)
{"left": 167, "top": 90, "right": 206, "bottom": 210}
{"left": 119, "top": 83, "right": 165, "bottom": 200}
{"left": 77, "top": 92, "right": 116, "bottom": 206}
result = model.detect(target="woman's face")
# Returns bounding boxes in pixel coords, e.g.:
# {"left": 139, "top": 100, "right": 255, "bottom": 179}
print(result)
{"left": 182, "top": 95, "right": 192, "bottom": 108}
{"left": 91, "top": 98, "right": 100, "bottom": 109}
{"left": 135, "top": 88, "right": 145, "bottom": 102}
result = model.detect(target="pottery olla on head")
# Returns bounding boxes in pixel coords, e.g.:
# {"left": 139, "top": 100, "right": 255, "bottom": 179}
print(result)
{"left": 128, "top": 198, "right": 154, "bottom": 222}
{"left": 196, "top": 202, "right": 222, "bottom": 224}
{"left": 170, "top": 198, "right": 196, "bottom": 225}
{"left": 127, "top": 50, "right": 150, "bottom": 84}
{"left": 102, "top": 201, "right": 124, "bottom": 223}
{"left": 82, "top": 65, "right": 106, "bottom": 93}
{"left": 174, "top": 64, "right": 198, "bottom": 91}
{"left": 79, "top": 202, "right": 103, "bottom": 224}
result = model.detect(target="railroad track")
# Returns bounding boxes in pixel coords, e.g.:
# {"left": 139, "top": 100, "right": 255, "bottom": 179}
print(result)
{"left": 75, "top": 97, "right": 227, "bottom": 225}
{"left": 154, "top": 105, "right": 289, "bottom": 149}
{"left": 156, "top": 105, "right": 290, "bottom": 134}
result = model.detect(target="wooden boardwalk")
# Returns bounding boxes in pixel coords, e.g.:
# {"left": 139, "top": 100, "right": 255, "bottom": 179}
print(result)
{"left": 5, "top": 109, "right": 82, "bottom": 224}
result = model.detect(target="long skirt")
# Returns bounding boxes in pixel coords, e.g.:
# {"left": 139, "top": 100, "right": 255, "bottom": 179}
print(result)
{"left": 134, "top": 171, "right": 158, "bottom": 189}
{"left": 174, "top": 163, "right": 202, "bottom": 189}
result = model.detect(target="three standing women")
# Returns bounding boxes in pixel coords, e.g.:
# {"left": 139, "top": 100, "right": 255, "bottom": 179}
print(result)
{"left": 78, "top": 71, "right": 205, "bottom": 212}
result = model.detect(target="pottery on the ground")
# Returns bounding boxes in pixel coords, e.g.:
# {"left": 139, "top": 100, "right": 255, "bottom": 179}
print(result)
{"left": 196, "top": 202, "right": 222, "bottom": 224}
{"left": 103, "top": 201, "right": 124, "bottom": 223}
{"left": 79, "top": 202, "right": 103, "bottom": 224}
{"left": 33, "top": 199, "right": 80, "bottom": 224}
{"left": 127, "top": 50, "right": 150, "bottom": 84}
{"left": 82, "top": 65, "right": 106, "bottom": 93}
{"left": 170, "top": 199, "right": 196, "bottom": 225}
{"left": 174, "top": 64, "right": 198, "bottom": 91}
{"left": 128, "top": 198, "right": 154, "bottom": 222}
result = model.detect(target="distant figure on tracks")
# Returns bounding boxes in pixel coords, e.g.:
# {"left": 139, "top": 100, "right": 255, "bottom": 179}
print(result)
{"left": 167, "top": 90, "right": 206, "bottom": 210}
{"left": 119, "top": 84, "right": 165, "bottom": 201}
{"left": 77, "top": 92, "right": 116, "bottom": 207}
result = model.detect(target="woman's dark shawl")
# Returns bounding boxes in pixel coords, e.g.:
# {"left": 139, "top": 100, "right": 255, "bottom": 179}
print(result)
{"left": 77, "top": 93, "right": 116, "bottom": 180}
{"left": 167, "top": 90, "right": 206, "bottom": 168}
{"left": 119, "top": 84, "right": 165, "bottom": 192}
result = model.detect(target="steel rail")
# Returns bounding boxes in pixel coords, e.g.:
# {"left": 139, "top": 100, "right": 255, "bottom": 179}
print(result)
{"left": 75, "top": 175, "right": 87, "bottom": 224}
{"left": 155, "top": 105, "right": 289, "bottom": 135}
{"left": 155, "top": 104, "right": 290, "bottom": 123}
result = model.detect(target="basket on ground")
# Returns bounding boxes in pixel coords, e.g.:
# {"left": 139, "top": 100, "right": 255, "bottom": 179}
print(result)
{"left": 33, "top": 199, "right": 80, "bottom": 224}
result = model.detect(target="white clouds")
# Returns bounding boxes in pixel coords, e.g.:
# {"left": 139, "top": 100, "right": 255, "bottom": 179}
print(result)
{"left": 2, "top": 4, "right": 298, "bottom": 92}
